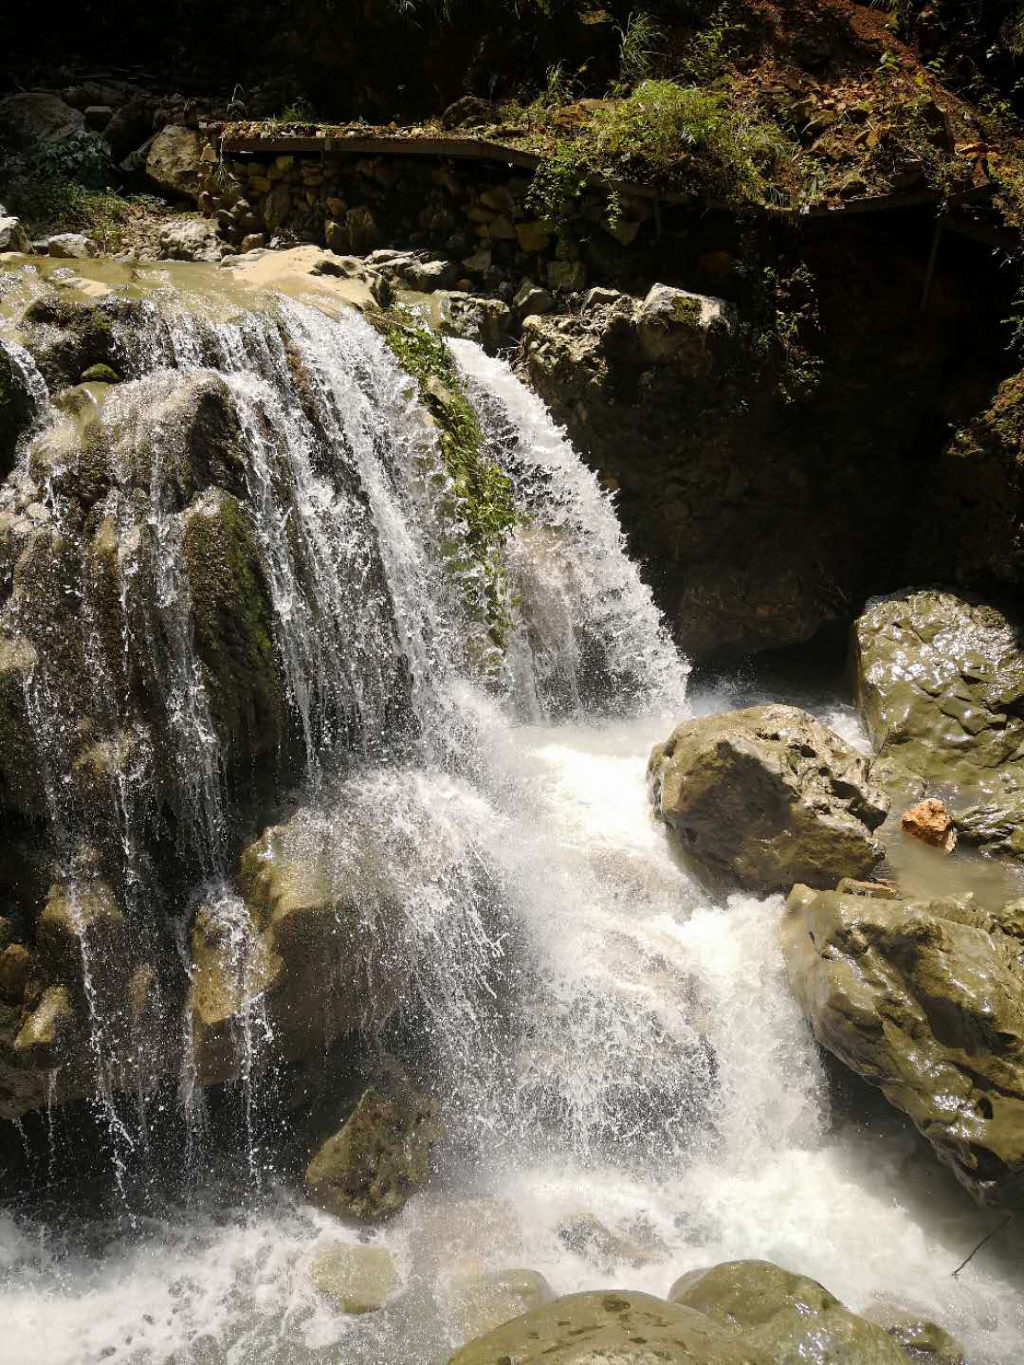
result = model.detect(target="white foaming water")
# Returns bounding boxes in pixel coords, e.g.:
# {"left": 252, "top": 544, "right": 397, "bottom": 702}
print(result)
{"left": 2, "top": 295, "right": 1023, "bottom": 1365}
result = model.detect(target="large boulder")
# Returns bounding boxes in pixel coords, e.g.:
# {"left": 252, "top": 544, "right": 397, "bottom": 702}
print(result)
{"left": 636, "top": 284, "right": 736, "bottom": 373}
{"left": 305, "top": 1084, "right": 442, "bottom": 1221}
{"left": 648, "top": 705, "right": 889, "bottom": 893}
{"left": 518, "top": 247, "right": 955, "bottom": 664}
{"left": 192, "top": 783, "right": 439, "bottom": 1083}
{"left": 145, "top": 125, "right": 204, "bottom": 200}
{"left": 448, "top": 1290, "right": 768, "bottom": 1365}
{"left": 668, "top": 1260, "right": 908, "bottom": 1364}
{"left": 102, "top": 97, "right": 153, "bottom": 162}
{"left": 309, "top": 1242, "right": 398, "bottom": 1314}
{"left": 18, "top": 293, "right": 144, "bottom": 391}
{"left": 0, "top": 93, "right": 84, "bottom": 150}
{"left": 443, "top": 1269, "right": 555, "bottom": 1343}
{"left": 784, "top": 883, "right": 1024, "bottom": 1208}
{"left": 182, "top": 488, "right": 284, "bottom": 758}
{"left": 853, "top": 589, "right": 1024, "bottom": 792}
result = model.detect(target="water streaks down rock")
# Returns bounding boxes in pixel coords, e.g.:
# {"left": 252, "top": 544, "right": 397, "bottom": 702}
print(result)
{"left": 783, "top": 883, "right": 1024, "bottom": 1209}
{"left": 648, "top": 705, "right": 888, "bottom": 894}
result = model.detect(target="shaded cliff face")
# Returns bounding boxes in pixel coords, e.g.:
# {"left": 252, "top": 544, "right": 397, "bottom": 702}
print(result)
{"left": 520, "top": 212, "right": 1015, "bottom": 662}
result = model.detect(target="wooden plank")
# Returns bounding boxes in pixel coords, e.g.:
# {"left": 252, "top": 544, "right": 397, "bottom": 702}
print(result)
{"left": 209, "top": 127, "right": 1005, "bottom": 230}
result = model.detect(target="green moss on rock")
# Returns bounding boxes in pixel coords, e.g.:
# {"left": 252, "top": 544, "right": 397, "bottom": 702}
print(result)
{"left": 382, "top": 318, "right": 516, "bottom": 651}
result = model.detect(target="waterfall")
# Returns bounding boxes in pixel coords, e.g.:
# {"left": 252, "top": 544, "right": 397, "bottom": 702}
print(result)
{"left": 0, "top": 278, "right": 1022, "bottom": 1365}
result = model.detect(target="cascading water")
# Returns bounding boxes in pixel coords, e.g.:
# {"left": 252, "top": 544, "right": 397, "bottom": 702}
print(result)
{"left": 0, "top": 271, "right": 1022, "bottom": 1365}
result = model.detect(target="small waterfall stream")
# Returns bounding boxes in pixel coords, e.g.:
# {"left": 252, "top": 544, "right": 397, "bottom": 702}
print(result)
{"left": 0, "top": 279, "right": 1022, "bottom": 1365}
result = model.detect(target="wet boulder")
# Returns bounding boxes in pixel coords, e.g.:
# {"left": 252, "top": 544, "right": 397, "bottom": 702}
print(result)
{"left": 783, "top": 883, "right": 1024, "bottom": 1209}
{"left": 19, "top": 293, "right": 144, "bottom": 391}
{"left": 448, "top": 1290, "right": 767, "bottom": 1365}
{"left": 853, "top": 589, "right": 1024, "bottom": 791}
{"left": 955, "top": 797, "right": 1024, "bottom": 860}
{"left": 443, "top": 1269, "right": 555, "bottom": 1343}
{"left": 305, "top": 1083, "right": 442, "bottom": 1221}
{"left": 192, "top": 804, "right": 407, "bottom": 1082}
{"left": 182, "top": 489, "right": 284, "bottom": 760}
{"left": 864, "top": 1306, "right": 968, "bottom": 1365}
{"left": 668, "top": 1260, "right": 907, "bottom": 1364}
{"left": 648, "top": 705, "right": 889, "bottom": 894}
{"left": 309, "top": 1242, "right": 398, "bottom": 1314}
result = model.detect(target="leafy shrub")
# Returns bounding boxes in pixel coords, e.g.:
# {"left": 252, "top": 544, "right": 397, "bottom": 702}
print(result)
{"left": 10, "top": 131, "right": 116, "bottom": 190}
{"left": 5, "top": 181, "right": 133, "bottom": 253}
{"left": 746, "top": 260, "right": 823, "bottom": 405}
{"left": 675, "top": 3, "right": 734, "bottom": 84}
{"left": 528, "top": 78, "right": 798, "bottom": 225}
{"left": 617, "top": 10, "right": 667, "bottom": 88}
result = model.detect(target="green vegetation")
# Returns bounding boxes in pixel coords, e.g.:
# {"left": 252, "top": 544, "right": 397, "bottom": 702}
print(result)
{"left": 747, "top": 261, "right": 823, "bottom": 406}
{"left": 675, "top": 3, "right": 734, "bottom": 86}
{"left": 615, "top": 11, "right": 666, "bottom": 89}
{"left": 1, "top": 132, "right": 146, "bottom": 253}
{"left": 7, "top": 183, "right": 135, "bottom": 254}
{"left": 527, "top": 78, "right": 798, "bottom": 227}
{"left": 382, "top": 319, "right": 517, "bottom": 654}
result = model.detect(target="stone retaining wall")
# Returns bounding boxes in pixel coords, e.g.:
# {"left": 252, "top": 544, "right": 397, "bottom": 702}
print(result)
{"left": 197, "top": 138, "right": 657, "bottom": 296}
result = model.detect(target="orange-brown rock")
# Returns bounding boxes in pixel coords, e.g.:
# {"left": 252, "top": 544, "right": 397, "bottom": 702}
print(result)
{"left": 901, "top": 799, "right": 956, "bottom": 852}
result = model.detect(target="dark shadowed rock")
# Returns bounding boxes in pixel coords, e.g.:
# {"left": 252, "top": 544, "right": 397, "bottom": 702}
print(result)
{"left": 0, "top": 93, "right": 84, "bottom": 149}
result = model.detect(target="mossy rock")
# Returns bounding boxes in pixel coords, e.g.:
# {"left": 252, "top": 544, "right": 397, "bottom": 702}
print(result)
{"left": 0, "top": 634, "right": 45, "bottom": 817}
{"left": 635, "top": 283, "right": 736, "bottom": 372}
{"left": 79, "top": 363, "right": 120, "bottom": 384}
{"left": 669, "top": 1260, "right": 907, "bottom": 1364}
{"left": 305, "top": 1083, "right": 442, "bottom": 1221}
{"left": 19, "top": 294, "right": 143, "bottom": 392}
{"left": 448, "top": 1290, "right": 768, "bottom": 1365}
